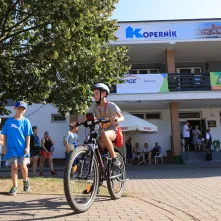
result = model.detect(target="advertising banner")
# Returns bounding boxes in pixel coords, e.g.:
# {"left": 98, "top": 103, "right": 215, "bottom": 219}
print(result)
{"left": 116, "top": 74, "right": 169, "bottom": 94}
{"left": 115, "top": 21, "right": 221, "bottom": 43}
{"left": 210, "top": 72, "right": 221, "bottom": 90}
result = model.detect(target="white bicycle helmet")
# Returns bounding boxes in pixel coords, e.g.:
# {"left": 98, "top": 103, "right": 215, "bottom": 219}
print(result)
{"left": 93, "top": 83, "right": 110, "bottom": 96}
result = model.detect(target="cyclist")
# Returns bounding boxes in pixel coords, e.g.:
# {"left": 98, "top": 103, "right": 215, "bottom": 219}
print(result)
{"left": 75, "top": 83, "right": 124, "bottom": 167}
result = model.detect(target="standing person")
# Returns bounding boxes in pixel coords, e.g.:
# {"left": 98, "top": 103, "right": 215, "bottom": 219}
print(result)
{"left": 183, "top": 121, "right": 192, "bottom": 152}
{"left": 125, "top": 137, "right": 133, "bottom": 164}
{"left": 1, "top": 101, "right": 32, "bottom": 195}
{"left": 64, "top": 122, "right": 79, "bottom": 160}
{"left": 205, "top": 128, "right": 212, "bottom": 161}
{"left": 39, "top": 131, "right": 57, "bottom": 176}
{"left": 30, "top": 126, "right": 41, "bottom": 177}
{"left": 192, "top": 125, "right": 202, "bottom": 152}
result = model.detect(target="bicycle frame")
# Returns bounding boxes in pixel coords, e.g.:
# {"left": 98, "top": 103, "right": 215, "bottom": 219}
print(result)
{"left": 79, "top": 115, "right": 110, "bottom": 179}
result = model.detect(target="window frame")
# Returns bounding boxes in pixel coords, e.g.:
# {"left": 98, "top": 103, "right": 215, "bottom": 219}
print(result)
{"left": 51, "top": 114, "right": 66, "bottom": 123}
{"left": 128, "top": 68, "right": 160, "bottom": 74}
{"left": 129, "top": 112, "right": 162, "bottom": 120}
{"left": 175, "top": 67, "right": 202, "bottom": 74}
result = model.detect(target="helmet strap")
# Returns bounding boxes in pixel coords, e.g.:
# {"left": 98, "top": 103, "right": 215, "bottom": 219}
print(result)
{"left": 96, "top": 89, "right": 105, "bottom": 105}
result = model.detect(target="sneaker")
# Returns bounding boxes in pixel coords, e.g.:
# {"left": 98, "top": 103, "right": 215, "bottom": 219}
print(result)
{"left": 23, "top": 179, "right": 30, "bottom": 192}
{"left": 9, "top": 186, "right": 18, "bottom": 195}
{"left": 51, "top": 170, "right": 57, "bottom": 176}
{"left": 112, "top": 157, "right": 121, "bottom": 167}
{"left": 39, "top": 172, "right": 44, "bottom": 177}
{"left": 82, "top": 184, "right": 94, "bottom": 194}
{"left": 82, "top": 184, "right": 99, "bottom": 194}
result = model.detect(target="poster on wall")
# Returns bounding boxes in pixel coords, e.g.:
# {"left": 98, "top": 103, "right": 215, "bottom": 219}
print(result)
{"left": 116, "top": 74, "right": 169, "bottom": 94}
{"left": 208, "top": 120, "right": 217, "bottom": 127}
{"left": 210, "top": 72, "right": 221, "bottom": 90}
{"left": 115, "top": 21, "right": 221, "bottom": 43}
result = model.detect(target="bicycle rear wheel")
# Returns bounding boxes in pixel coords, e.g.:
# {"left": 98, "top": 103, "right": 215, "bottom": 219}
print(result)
{"left": 64, "top": 145, "right": 99, "bottom": 212}
{"left": 107, "top": 152, "right": 126, "bottom": 199}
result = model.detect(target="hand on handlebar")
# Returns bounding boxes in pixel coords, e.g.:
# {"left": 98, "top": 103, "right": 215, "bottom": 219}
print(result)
{"left": 110, "top": 116, "right": 118, "bottom": 123}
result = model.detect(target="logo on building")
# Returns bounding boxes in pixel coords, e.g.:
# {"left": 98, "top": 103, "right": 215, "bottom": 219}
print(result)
{"left": 126, "top": 26, "right": 177, "bottom": 39}
{"left": 123, "top": 75, "right": 140, "bottom": 84}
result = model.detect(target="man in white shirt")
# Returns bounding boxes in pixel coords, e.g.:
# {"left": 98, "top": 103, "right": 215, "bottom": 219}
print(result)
{"left": 182, "top": 121, "right": 192, "bottom": 152}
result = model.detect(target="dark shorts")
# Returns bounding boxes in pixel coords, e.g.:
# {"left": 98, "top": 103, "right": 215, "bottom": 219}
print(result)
{"left": 126, "top": 148, "right": 133, "bottom": 159}
{"left": 30, "top": 151, "right": 40, "bottom": 158}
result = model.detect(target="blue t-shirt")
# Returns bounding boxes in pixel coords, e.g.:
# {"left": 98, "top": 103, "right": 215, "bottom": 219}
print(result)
{"left": 65, "top": 131, "right": 78, "bottom": 150}
{"left": 1, "top": 117, "right": 33, "bottom": 160}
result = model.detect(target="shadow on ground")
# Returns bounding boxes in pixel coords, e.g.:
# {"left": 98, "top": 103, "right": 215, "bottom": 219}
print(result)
{"left": 0, "top": 195, "right": 112, "bottom": 221}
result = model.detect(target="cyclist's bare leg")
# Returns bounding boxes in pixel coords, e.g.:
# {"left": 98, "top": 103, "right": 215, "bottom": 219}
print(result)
{"left": 99, "top": 130, "right": 116, "bottom": 158}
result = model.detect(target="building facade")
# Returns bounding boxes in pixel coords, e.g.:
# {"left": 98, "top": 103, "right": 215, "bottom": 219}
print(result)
{"left": 110, "top": 18, "right": 221, "bottom": 162}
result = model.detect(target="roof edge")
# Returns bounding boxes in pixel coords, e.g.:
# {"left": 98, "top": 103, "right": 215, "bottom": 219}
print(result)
{"left": 117, "top": 18, "right": 221, "bottom": 24}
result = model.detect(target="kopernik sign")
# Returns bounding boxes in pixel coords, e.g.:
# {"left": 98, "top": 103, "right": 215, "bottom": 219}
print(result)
{"left": 116, "top": 74, "right": 169, "bottom": 94}
{"left": 115, "top": 21, "right": 221, "bottom": 43}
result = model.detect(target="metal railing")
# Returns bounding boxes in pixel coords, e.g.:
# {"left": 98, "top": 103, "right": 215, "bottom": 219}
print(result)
{"left": 168, "top": 73, "right": 211, "bottom": 91}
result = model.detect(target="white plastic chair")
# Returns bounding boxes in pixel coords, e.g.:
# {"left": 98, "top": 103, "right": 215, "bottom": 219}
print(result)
{"left": 155, "top": 153, "right": 164, "bottom": 165}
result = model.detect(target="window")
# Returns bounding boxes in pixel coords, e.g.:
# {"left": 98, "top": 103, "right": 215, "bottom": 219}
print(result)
{"left": 129, "top": 112, "right": 161, "bottom": 120}
{"left": 128, "top": 70, "right": 137, "bottom": 75}
{"left": 131, "top": 113, "right": 145, "bottom": 119}
{"left": 146, "top": 113, "right": 161, "bottom": 119}
{"left": 175, "top": 67, "right": 202, "bottom": 74}
{"left": 51, "top": 114, "right": 66, "bottom": 122}
{"left": 128, "top": 69, "right": 159, "bottom": 74}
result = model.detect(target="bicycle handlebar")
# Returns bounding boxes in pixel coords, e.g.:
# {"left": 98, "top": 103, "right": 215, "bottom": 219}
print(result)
{"left": 69, "top": 117, "right": 112, "bottom": 128}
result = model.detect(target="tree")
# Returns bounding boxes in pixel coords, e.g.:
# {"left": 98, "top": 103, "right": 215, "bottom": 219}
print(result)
{"left": 0, "top": 0, "right": 129, "bottom": 115}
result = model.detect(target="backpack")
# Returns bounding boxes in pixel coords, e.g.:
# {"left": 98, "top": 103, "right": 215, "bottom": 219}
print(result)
{"left": 115, "top": 126, "right": 124, "bottom": 149}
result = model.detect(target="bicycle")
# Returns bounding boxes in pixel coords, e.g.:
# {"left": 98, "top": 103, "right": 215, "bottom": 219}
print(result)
{"left": 63, "top": 113, "right": 127, "bottom": 213}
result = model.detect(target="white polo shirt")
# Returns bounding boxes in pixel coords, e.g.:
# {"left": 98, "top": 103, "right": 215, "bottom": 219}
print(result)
{"left": 183, "top": 124, "right": 190, "bottom": 138}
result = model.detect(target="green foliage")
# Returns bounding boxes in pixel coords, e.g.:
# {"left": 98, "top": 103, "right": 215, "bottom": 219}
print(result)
{"left": 0, "top": 0, "right": 129, "bottom": 115}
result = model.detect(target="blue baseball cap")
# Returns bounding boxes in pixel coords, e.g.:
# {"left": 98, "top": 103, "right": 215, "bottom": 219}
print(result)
{"left": 15, "top": 101, "right": 27, "bottom": 109}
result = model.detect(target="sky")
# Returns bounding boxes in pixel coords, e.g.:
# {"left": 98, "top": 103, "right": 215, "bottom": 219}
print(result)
{"left": 112, "top": 0, "right": 221, "bottom": 21}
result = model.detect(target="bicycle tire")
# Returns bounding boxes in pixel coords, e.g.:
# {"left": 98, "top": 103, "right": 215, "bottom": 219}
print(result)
{"left": 107, "top": 152, "right": 126, "bottom": 199}
{"left": 64, "top": 145, "right": 99, "bottom": 212}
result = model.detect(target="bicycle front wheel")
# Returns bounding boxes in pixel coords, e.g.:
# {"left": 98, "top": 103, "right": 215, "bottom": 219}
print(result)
{"left": 64, "top": 145, "right": 99, "bottom": 212}
{"left": 107, "top": 152, "right": 126, "bottom": 200}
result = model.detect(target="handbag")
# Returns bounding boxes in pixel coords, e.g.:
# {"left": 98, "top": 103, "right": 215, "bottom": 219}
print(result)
{"left": 115, "top": 126, "right": 124, "bottom": 148}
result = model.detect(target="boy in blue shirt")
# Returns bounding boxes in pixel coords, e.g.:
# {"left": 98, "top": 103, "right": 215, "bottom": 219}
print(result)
{"left": 64, "top": 122, "right": 79, "bottom": 160}
{"left": 2, "top": 101, "right": 33, "bottom": 195}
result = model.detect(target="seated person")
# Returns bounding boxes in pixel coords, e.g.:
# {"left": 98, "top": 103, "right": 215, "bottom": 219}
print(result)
{"left": 142, "top": 143, "right": 149, "bottom": 152}
{"left": 132, "top": 142, "right": 141, "bottom": 161}
{"left": 148, "top": 142, "right": 162, "bottom": 164}
{"left": 142, "top": 143, "right": 149, "bottom": 161}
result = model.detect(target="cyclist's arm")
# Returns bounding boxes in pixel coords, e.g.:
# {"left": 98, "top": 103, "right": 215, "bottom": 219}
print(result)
{"left": 115, "top": 111, "right": 124, "bottom": 122}
{"left": 76, "top": 105, "right": 96, "bottom": 125}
